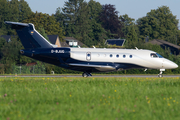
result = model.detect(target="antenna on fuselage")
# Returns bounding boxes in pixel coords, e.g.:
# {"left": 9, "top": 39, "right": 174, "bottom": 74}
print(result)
{"left": 93, "top": 46, "right": 96, "bottom": 48}
{"left": 135, "top": 47, "right": 138, "bottom": 50}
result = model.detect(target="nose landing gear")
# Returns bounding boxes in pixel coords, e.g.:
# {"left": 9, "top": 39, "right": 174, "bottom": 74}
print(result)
{"left": 82, "top": 72, "right": 92, "bottom": 77}
{"left": 158, "top": 69, "right": 165, "bottom": 77}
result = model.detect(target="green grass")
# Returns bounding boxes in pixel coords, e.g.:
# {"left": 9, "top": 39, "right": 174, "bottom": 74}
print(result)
{"left": 0, "top": 77, "right": 180, "bottom": 120}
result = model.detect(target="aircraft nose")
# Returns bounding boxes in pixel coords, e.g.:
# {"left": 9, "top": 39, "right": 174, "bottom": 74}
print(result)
{"left": 173, "top": 63, "right": 178, "bottom": 68}
{"left": 163, "top": 60, "right": 178, "bottom": 69}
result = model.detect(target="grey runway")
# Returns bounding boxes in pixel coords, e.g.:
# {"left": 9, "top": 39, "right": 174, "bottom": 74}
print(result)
{"left": 0, "top": 75, "right": 179, "bottom": 78}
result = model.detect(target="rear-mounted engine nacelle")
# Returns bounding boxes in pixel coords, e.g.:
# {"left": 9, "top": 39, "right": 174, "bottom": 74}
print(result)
{"left": 20, "top": 50, "right": 24, "bottom": 54}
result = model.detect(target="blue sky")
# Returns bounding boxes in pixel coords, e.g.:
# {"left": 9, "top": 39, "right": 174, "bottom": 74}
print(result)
{"left": 26, "top": 0, "right": 180, "bottom": 24}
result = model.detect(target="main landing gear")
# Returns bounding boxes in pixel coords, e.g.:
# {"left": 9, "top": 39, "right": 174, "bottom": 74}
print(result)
{"left": 158, "top": 69, "right": 165, "bottom": 78}
{"left": 82, "top": 72, "right": 92, "bottom": 77}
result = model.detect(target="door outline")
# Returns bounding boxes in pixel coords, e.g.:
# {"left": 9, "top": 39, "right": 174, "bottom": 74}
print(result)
{"left": 86, "top": 52, "right": 91, "bottom": 61}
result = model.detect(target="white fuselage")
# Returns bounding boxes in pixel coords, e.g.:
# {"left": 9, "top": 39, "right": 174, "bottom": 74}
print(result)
{"left": 70, "top": 48, "right": 178, "bottom": 70}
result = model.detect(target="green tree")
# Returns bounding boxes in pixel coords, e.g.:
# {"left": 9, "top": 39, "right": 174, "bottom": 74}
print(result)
{"left": 60, "top": 0, "right": 84, "bottom": 36}
{"left": 0, "top": 37, "right": 22, "bottom": 73}
{"left": 99, "top": 4, "right": 124, "bottom": 38}
{"left": 37, "top": 26, "right": 50, "bottom": 42}
{"left": 23, "top": 12, "right": 64, "bottom": 40}
{"left": 119, "top": 14, "right": 139, "bottom": 47}
{"left": 0, "top": 36, "right": 35, "bottom": 73}
{"left": 19, "top": 0, "right": 32, "bottom": 21}
{"left": 54, "top": 7, "right": 65, "bottom": 32}
{"left": 120, "top": 14, "right": 135, "bottom": 27}
{"left": 88, "top": 0, "right": 107, "bottom": 47}
{"left": 62, "top": 0, "right": 84, "bottom": 25}
{"left": 0, "top": 0, "right": 12, "bottom": 35}
{"left": 8, "top": 0, "right": 19, "bottom": 22}
{"left": 119, "top": 14, "right": 137, "bottom": 37}
{"left": 0, "top": 0, "right": 32, "bottom": 35}
{"left": 125, "top": 26, "right": 138, "bottom": 46}
{"left": 56, "top": 0, "right": 92, "bottom": 46}
{"left": 177, "top": 30, "right": 180, "bottom": 45}
{"left": 55, "top": 0, "right": 107, "bottom": 47}
{"left": 137, "top": 6, "right": 179, "bottom": 44}
{"left": 88, "top": 0, "right": 102, "bottom": 21}
{"left": 73, "top": 2, "right": 92, "bottom": 46}
{"left": 7, "top": 0, "right": 32, "bottom": 22}
{"left": 0, "top": 37, "right": 6, "bottom": 59}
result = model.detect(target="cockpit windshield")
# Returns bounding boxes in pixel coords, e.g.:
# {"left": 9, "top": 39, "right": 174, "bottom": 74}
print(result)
{"left": 156, "top": 53, "right": 163, "bottom": 58}
{"left": 150, "top": 53, "right": 163, "bottom": 58}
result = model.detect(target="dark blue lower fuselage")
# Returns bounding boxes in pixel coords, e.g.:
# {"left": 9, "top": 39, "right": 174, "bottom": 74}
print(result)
{"left": 21, "top": 48, "right": 145, "bottom": 73}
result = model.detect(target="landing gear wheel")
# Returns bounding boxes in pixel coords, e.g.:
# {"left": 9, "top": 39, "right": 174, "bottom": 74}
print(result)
{"left": 82, "top": 73, "right": 88, "bottom": 77}
{"left": 158, "top": 69, "right": 165, "bottom": 78}
{"left": 82, "top": 72, "right": 92, "bottom": 77}
{"left": 158, "top": 74, "right": 163, "bottom": 78}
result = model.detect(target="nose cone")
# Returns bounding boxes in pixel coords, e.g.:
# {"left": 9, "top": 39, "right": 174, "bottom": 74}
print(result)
{"left": 163, "top": 60, "right": 178, "bottom": 69}
{"left": 170, "top": 62, "right": 178, "bottom": 69}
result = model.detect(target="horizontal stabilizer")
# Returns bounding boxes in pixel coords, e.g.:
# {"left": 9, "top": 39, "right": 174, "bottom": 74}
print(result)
{"left": 5, "top": 21, "right": 28, "bottom": 26}
{"left": 5, "top": 21, "right": 28, "bottom": 30}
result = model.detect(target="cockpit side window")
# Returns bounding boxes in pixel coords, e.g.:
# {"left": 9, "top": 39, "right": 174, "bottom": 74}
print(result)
{"left": 150, "top": 53, "right": 164, "bottom": 58}
{"left": 150, "top": 53, "right": 158, "bottom": 58}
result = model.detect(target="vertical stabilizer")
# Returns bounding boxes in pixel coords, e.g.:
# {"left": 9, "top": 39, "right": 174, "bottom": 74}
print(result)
{"left": 5, "top": 21, "right": 54, "bottom": 49}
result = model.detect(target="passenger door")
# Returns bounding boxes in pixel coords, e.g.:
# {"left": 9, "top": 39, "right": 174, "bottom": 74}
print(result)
{"left": 86, "top": 52, "right": 91, "bottom": 61}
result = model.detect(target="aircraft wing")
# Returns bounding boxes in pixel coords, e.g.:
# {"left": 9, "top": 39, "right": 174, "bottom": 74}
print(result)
{"left": 68, "top": 63, "right": 116, "bottom": 71}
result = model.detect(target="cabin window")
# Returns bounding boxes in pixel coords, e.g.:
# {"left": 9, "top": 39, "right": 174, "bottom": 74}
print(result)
{"left": 123, "top": 55, "right": 126, "bottom": 58}
{"left": 150, "top": 53, "right": 158, "bottom": 58}
{"left": 87, "top": 54, "right": 90, "bottom": 57}
{"left": 116, "top": 54, "right": 119, "bottom": 58}
{"left": 129, "top": 55, "right": 133, "bottom": 58}
{"left": 110, "top": 54, "right": 113, "bottom": 57}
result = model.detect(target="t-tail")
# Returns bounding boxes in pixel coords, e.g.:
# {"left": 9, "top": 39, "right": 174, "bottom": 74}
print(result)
{"left": 5, "top": 21, "right": 56, "bottom": 49}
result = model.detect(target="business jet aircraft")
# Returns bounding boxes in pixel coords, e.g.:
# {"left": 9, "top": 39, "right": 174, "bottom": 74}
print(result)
{"left": 5, "top": 21, "right": 178, "bottom": 77}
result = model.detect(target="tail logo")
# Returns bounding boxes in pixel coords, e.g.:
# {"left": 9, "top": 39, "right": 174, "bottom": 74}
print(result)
{"left": 31, "top": 31, "right": 34, "bottom": 35}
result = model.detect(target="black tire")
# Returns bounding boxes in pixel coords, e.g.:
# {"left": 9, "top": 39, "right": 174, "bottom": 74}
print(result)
{"left": 82, "top": 73, "right": 88, "bottom": 77}
{"left": 158, "top": 74, "right": 163, "bottom": 78}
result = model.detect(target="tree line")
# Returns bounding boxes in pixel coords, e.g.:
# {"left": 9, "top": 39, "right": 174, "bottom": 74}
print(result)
{"left": 0, "top": 0, "right": 180, "bottom": 74}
